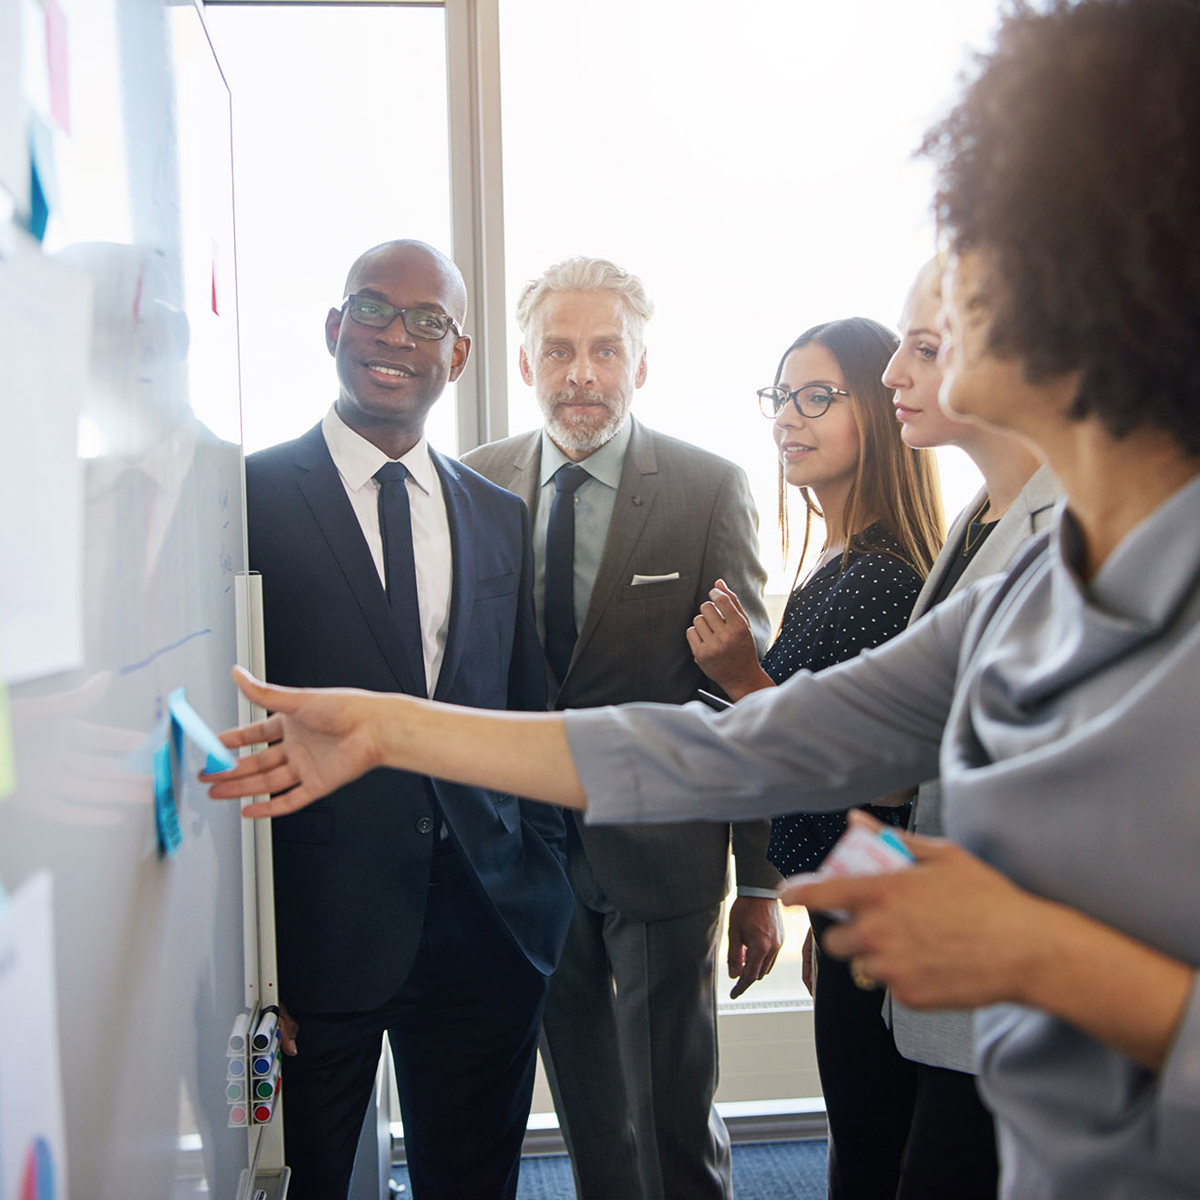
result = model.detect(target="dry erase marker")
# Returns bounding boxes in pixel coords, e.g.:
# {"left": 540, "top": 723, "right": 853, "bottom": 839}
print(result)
{"left": 228, "top": 1056, "right": 246, "bottom": 1077}
{"left": 254, "top": 1061, "right": 282, "bottom": 1100}
{"left": 251, "top": 1005, "right": 279, "bottom": 1052}
{"left": 252, "top": 1047, "right": 279, "bottom": 1076}
{"left": 228, "top": 1009, "right": 252, "bottom": 1054}
{"left": 226, "top": 1080, "right": 246, "bottom": 1103}
{"left": 228, "top": 1104, "right": 247, "bottom": 1128}
{"left": 253, "top": 1101, "right": 274, "bottom": 1124}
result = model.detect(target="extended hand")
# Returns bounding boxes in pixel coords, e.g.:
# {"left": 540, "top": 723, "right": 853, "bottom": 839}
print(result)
{"left": 201, "top": 667, "right": 390, "bottom": 816}
{"left": 726, "top": 895, "right": 784, "bottom": 999}
{"left": 687, "top": 579, "right": 774, "bottom": 700}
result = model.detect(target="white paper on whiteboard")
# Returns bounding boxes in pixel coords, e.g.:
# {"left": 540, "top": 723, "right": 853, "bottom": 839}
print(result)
{"left": 0, "top": 0, "right": 24, "bottom": 216}
{"left": 0, "top": 871, "right": 71, "bottom": 1198}
{"left": 0, "top": 234, "right": 91, "bottom": 683}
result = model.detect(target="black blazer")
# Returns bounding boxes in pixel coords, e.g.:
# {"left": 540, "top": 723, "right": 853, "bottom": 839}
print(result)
{"left": 246, "top": 423, "right": 572, "bottom": 1013}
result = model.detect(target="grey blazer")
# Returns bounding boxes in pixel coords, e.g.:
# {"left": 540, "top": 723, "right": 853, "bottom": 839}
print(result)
{"left": 464, "top": 417, "right": 784, "bottom": 921}
{"left": 890, "top": 462, "right": 1061, "bottom": 1071}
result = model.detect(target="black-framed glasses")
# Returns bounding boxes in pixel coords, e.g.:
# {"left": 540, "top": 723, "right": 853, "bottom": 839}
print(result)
{"left": 341, "top": 294, "right": 462, "bottom": 341}
{"left": 757, "top": 383, "right": 850, "bottom": 419}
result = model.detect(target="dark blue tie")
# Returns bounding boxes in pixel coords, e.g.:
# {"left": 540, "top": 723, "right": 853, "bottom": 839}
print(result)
{"left": 374, "top": 462, "right": 427, "bottom": 697}
{"left": 544, "top": 463, "right": 589, "bottom": 684}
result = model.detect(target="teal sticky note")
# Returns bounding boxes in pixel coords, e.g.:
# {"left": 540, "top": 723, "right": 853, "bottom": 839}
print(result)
{"left": 167, "top": 688, "right": 236, "bottom": 773}
{"left": 154, "top": 740, "right": 181, "bottom": 858}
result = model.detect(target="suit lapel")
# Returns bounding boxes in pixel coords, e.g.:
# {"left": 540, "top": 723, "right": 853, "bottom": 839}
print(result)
{"left": 966, "top": 463, "right": 1059, "bottom": 581}
{"left": 291, "top": 426, "right": 426, "bottom": 696}
{"left": 571, "top": 419, "right": 658, "bottom": 666}
{"left": 910, "top": 486, "right": 985, "bottom": 621}
{"left": 911, "top": 466, "right": 1060, "bottom": 624}
{"left": 430, "top": 449, "right": 474, "bottom": 701}
{"left": 500, "top": 433, "right": 542, "bottom": 513}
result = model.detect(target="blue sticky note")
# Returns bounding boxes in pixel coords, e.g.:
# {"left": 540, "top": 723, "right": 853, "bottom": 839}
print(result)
{"left": 154, "top": 740, "right": 182, "bottom": 858}
{"left": 27, "top": 112, "right": 58, "bottom": 244}
{"left": 167, "top": 688, "right": 236, "bottom": 773}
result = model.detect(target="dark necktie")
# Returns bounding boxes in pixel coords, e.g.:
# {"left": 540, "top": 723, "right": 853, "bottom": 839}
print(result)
{"left": 544, "top": 463, "right": 589, "bottom": 683}
{"left": 374, "top": 462, "right": 427, "bottom": 697}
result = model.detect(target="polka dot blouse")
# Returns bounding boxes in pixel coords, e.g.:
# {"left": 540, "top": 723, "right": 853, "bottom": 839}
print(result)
{"left": 761, "top": 523, "right": 923, "bottom": 876}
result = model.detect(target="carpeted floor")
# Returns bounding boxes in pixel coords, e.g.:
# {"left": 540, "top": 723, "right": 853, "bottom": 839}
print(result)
{"left": 391, "top": 1138, "right": 829, "bottom": 1198}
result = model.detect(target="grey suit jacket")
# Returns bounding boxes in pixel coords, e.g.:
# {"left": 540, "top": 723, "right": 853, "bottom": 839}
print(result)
{"left": 890, "top": 462, "right": 1060, "bottom": 1071}
{"left": 464, "top": 417, "right": 783, "bottom": 921}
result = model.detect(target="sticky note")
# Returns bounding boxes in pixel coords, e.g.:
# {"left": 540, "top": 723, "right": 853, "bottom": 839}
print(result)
{"left": 154, "top": 740, "right": 181, "bottom": 858}
{"left": 167, "top": 688, "right": 235, "bottom": 773}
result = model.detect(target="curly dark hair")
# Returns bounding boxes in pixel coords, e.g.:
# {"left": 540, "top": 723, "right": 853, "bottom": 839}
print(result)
{"left": 921, "top": 0, "right": 1200, "bottom": 454}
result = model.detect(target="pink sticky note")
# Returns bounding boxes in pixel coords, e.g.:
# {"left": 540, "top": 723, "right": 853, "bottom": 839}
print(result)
{"left": 45, "top": 0, "right": 71, "bottom": 135}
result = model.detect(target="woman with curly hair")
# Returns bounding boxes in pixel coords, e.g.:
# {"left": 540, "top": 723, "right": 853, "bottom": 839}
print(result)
{"left": 207, "top": 2, "right": 1200, "bottom": 1194}
{"left": 686, "top": 317, "right": 942, "bottom": 1199}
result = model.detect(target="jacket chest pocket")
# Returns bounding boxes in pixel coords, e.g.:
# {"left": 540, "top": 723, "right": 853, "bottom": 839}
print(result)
{"left": 618, "top": 572, "right": 692, "bottom": 602}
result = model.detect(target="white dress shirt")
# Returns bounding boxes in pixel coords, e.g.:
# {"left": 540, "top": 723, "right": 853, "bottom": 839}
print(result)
{"left": 321, "top": 406, "right": 452, "bottom": 693}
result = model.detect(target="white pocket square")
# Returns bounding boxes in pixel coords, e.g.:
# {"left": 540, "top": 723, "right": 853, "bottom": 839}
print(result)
{"left": 630, "top": 572, "right": 680, "bottom": 585}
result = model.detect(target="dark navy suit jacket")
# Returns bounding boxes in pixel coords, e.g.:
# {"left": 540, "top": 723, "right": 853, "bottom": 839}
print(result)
{"left": 246, "top": 422, "right": 572, "bottom": 1013}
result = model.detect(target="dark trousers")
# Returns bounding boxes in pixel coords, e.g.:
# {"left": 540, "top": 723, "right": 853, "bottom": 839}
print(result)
{"left": 811, "top": 914, "right": 918, "bottom": 1200}
{"left": 896, "top": 1063, "right": 999, "bottom": 1200}
{"left": 281, "top": 843, "right": 549, "bottom": 1200}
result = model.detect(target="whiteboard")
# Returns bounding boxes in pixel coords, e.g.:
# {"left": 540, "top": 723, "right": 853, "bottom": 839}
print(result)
{"left": 0, "top": 2, "right": 250, "bottom": 1195}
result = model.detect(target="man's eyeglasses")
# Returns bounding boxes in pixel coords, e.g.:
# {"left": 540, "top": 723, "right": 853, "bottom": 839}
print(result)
{"left": 757, "top": 383, "right": 850, "bottom": 420}
{"left": 341, "top": 294, "right": 462, "bottom": 341}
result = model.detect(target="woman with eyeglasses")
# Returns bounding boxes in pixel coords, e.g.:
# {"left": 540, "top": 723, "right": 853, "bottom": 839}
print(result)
{"left": 685, "top": 316, "right": 943, "bottom": 1200}
{"left": 207, "top": 2, "right": 1200, "bottom": 1194}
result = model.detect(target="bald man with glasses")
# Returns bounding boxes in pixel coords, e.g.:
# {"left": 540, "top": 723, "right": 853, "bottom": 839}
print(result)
{"left": 245, "top": 239, "right": 572, "bottom": 1200}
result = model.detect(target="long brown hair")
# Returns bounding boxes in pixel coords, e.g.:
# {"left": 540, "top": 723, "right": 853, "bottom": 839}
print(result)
{"left": 775, "top": 317, "right": 944, "bottom": 586}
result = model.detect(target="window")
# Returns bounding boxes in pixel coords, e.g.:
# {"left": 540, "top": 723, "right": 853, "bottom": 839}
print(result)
{"left": 203, "top": 3, "right": 455, "bottom": 455}
{"left": 497, "top": 0, "right": 1000, "bottom": 593}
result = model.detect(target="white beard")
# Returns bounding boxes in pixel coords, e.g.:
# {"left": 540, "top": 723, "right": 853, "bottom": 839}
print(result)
{"left": 542, "top": 389, "right": 629, "bottom": 455}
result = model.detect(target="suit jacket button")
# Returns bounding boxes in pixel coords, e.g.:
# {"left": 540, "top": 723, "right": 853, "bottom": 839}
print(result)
{"left": 415, "top": 816, "right": 435, "bottom": 835}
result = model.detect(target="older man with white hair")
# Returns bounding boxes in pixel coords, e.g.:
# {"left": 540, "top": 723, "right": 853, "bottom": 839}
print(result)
{"left": 463, "top": 256, "right": 783, "bottom": 1200}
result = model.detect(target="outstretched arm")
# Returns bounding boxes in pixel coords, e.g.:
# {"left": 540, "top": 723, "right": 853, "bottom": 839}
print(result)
{"left": 203, "top": 667, "right": 586, "bottom": 815}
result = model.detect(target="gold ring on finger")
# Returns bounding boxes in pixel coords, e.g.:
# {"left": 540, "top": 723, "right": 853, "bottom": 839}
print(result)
{"left": 850, "top": 956, "right": 880, "bottom": 991}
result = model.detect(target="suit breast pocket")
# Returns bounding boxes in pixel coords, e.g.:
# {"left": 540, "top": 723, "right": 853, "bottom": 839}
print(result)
{"left": 618, "top": 572, "right": 693, "bottom": 602}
